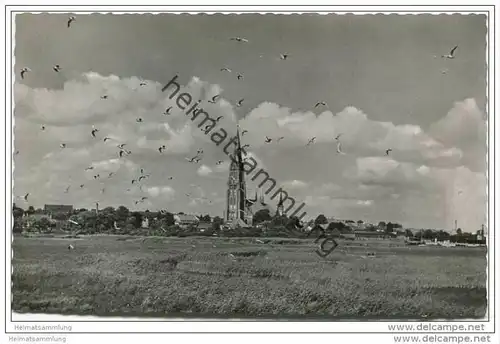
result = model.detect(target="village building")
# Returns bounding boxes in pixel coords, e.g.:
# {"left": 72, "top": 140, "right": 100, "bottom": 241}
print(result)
{"left": 174, "top": 214, "right": 200, "bottom": 229}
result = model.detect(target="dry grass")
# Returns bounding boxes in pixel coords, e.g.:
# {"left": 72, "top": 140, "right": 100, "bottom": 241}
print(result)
{"left": 12, "top": 235, "right": 487, "bottom": 319}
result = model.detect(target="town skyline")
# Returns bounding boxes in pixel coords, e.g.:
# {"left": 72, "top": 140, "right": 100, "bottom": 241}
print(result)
{"left": 13, "top": 13, "right": 487, "bottom": 230}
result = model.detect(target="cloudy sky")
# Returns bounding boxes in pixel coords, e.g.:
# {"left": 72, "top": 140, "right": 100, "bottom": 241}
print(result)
{"left": 13, "top": 13, "right": 487, "bottom": 230}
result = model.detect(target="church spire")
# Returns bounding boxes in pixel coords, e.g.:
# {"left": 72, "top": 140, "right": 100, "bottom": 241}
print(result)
{"left": 236, "top": 124, "right": 243, "bottom": 161}
{"left": 276, "top": 191, "right": 284, "bottom": 216}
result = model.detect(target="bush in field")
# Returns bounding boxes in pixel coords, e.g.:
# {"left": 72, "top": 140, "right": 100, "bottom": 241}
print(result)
{"left": 32, "top": 217, "right": 54, "bottom": 233}
{"left": 13, "top": 204, "right": 25, "bottom": 233}
{"left": 271, "top": 215, "right": 289, "bottom": 227}
{"left": 212, "top": 216, "right": 224, "bottom": 231}
{"left": 253, "top": 209, "right": 272, "bottom": 224}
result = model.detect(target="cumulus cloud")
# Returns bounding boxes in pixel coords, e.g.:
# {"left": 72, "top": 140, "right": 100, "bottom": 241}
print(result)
{"left": 13, "top": 70, "right": 486, "bottom": 230}
{"left": 239, "top": 102, "right": 470, "bottom": 170}
{"left": 282, "top": 179, "right": 309, "bottom": 190}
{"left": 356, "top": 200, "right": 374, "bottom": 206}
{"left": 429, "top": 98, "right": 486, "bottom": 172}
{"left": 146, "top": 186, "right": 175, "bottom": 200}
{"left": 197, "top": 165, "right": 213, "bottom": 177}
{"left": 13, "top": 72, "right": 238, "bottom": 210}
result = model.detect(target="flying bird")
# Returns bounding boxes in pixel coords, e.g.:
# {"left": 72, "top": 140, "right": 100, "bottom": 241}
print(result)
{"left": 335, "top": 133, "right": 342, "bottom": 141}
{"left": 336, "top": 141, "right": 345, "bottom": 155}
{"left": 68, "top": 244, "right": 75, "bottom": 250}
{"left": 60, "top": 143, "right": 66, "bottom": 148}
{"left": 441, "top": 45, "right": 458, "bottom": 59}
{"left": 101, "top": 95, "right": 108, "bottom": 99}
{"left": 131, "top": 179, "right": 137, "bottom": 184}
{"left": 119, "top": 150, "right": 126, "bottom": 158}
{"left": 108, "top": 172, "right": 114, "bottom": 178}
{"left": 237, "top": 74, "right": 244, "bottom": 80}
{"left": 159, "top": 145, "right": 167, "bottom": 153}
{"left": 53, "top": 64, "right": 61, "bottom": 73}
{"left": 265, "top": 136, "right": 272, "bottom": 143}
{"left": 167, "top": 176, "right": 173, "bottom": 180}
{"left": 84, "top": 166, "right": 94, "bottom": 171}
{"left": 138, "top": 174, "right": 150, "bottom": 182}
{"left": 307, "top": 137, "right": 316, "bottom": 146}
{"left": 241, "top": 130, "right": 248, "bottom": 136}
{"left": 93, "top": 174, "right": 100, "bottom": 179}
{"left": 136, "top": 118, "right": 143, "bottom": 123}
{"left": 163, "top": 107, "right": 172, "bottom": 115}
{"left": 220, "top": 67, "right": 232, "bottom": 73}
{"left": 139, "top": 81, "right": 147, "bottom": 86}
{"left": 203, "top": 124, "right": 213, "bottom": 133}
{"left": 103, "top": 137, "right": 111, "bottom": 142}
{"left": 20, "top": 67, "right": 31, "bottom": 79}
{"left": 91, "top": 128, "right": 99, "bottom": 137}
{"left": 230, "top": 37, "right": 249, "bottom": 43}
{"left": 117, "top": 143, "right": 126, "bottom": 149}
{"left": 79, "top": 184, "right": 85, "bottom": 188}
{"left": 24, "top": 193, "right": 29, "bottom": 201}
{"left": 208, "top": 95, "right": 220, "bottom": 104}
{"left": 280, "top": 53, "right": 289, "bottom": 60}
{"left": 140, "top": 168, "right": 145, "bottom": 174}
{"left": 67, "top": 16, "right": 76, "bottom": 28}
{"left": 385, "top": 148, "right": 393, "bottom": 156}
{"left": 237, "top": 99, "right": 244, "bottom": 107}
{"left": 40, "top": 125, "right": 46, "bottom": 131}
{"left": 197, "top": 149, "right": 204, "bottom": 155}
{"left": 315, "top": 101, "right": 328, "bottom": 108}
{"left": 277, "top": 136, "right": 285, "bottom": 142}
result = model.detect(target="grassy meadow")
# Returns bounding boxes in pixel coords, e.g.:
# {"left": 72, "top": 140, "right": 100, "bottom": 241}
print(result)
{"left": 12, "top": 235, "right": 487, "bottom": 319}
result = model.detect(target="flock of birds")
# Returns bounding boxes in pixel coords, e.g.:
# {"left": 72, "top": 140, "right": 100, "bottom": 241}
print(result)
{"left": 15, "top": 15, "right": 461, "bottom": 218}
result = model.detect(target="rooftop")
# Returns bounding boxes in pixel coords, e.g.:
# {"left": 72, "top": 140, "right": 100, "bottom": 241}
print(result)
{"left": 174, "top": 214, "right": 199, "bottom": 223}
{"left": 44, "top": 204, "right": 74, "bottom": 212}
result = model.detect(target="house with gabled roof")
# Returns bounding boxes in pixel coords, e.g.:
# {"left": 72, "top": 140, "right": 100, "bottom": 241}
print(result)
{"left": 174, "top": 213, "right": 199, "bottom": 229}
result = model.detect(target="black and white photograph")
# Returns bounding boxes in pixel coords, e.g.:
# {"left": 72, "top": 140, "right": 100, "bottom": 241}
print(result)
{"left": 4, "top": 4, "right": 498, "bottom": 340}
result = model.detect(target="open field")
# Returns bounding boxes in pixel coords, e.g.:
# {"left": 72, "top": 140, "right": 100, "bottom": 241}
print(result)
{"left": 12, "top": 235, "right": 487, "bottom": 319}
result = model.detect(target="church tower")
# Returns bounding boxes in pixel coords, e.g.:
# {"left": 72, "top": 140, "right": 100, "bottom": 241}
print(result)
{"left": 226, "top": 127, "right": 249, "bottom": 227}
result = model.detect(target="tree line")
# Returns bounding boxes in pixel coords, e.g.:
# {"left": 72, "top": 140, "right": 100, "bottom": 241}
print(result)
{"left": 12, "top": 203, "right": 224, "bottom": 236}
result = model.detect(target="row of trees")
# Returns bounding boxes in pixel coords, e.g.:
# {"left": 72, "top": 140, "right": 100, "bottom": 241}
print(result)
{"left": 313, "top": 214, "right": 403, "bottom": 232}
{"left": 13, "top": 203, "right": 226, "bottom": 235}
{"left": 252, "top": 209, "right": 302, "bottom": 229}
{"left": 17, "top": 204, "right": 480, "bottom": 241}
{"left": 410, "top": 228, "right": 485, "bottom": 243}
{"left": 14, "top": 204, "right": 402, "bottom": 234}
